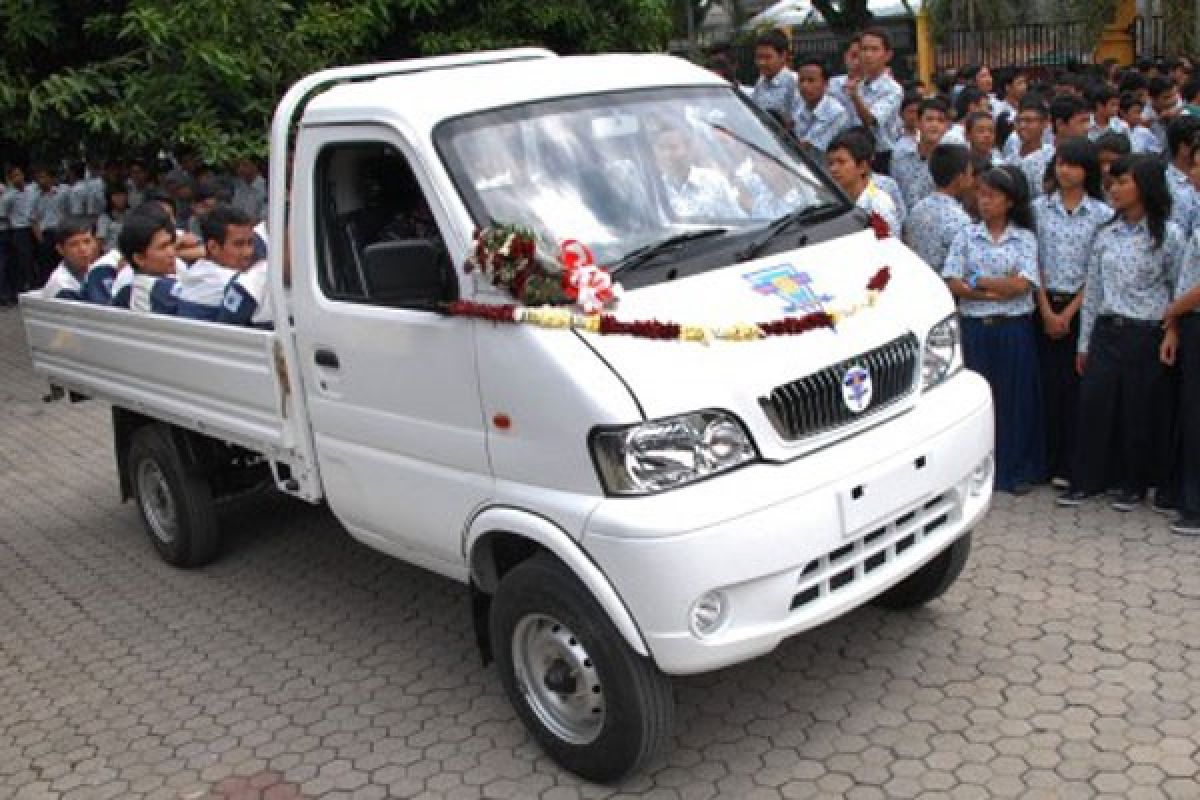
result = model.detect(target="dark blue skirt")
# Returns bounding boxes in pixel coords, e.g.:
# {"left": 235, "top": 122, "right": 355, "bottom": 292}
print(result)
{"left": 962, "top": 315, "right": 1047, "bottom": 492}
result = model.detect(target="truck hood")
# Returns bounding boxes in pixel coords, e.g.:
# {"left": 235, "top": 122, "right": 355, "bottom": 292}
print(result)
{"left": 576, "top": 229, "right": 955, "bottom": 461}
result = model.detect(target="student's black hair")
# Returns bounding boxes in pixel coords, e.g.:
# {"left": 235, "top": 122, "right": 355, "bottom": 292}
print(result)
{"left": 964, "top": 110, "right": 993, "bottom": 134}
{"left": 104, "top": 183, "right": 128, "bottom": 209}
{"left": 118, "top": 211, "right": 176, "bottom": 267}
{"left": 1118, "top": 71, "right": 1148, "bottom": 94}
{"left": 901, "top": 90, "right": 922, "bottom": 112}
{"left": 1107, "top": 154, "right": 1172, "bottom": 249}
{"left": 995, "top": 67, "right": 1023, "bottom": 96}
{"left": 960, "top": 65, "right": 980, "bottom": 83}
{"left": 200, "top": 205, "right": 254, "bottom": 247}
{"left": 1085, "top": 82, "right": 1117, "bottom": 108}
{"left": 934, "top": 71, "right": 957, "bottom": 96}
{"left": 755, "top": 29, "right": 790, "bottom": 55}
{"left": 1049, "top": 94, "right": 1088, "bottom": 131}
{"left": 828, "top": 128, "right": 874, "bottom": 164}
{"left": 1148, "top": 75, "right": 1175, "bottom": 97}
{"left": 929, "top": 143, "right": 972, "bottom": 188}
{"left": 796, "top": 56, "right": 828, "bottom": 79}
{"left": 1054, "top": 136, "right": 1106, "bottom": 201}
{"left": 1119, "top": 90, "right": 1144, "bottom": 113}
{"left": 140, "top": 189, "right": 172, "bottom": 209}
{"left": 1017, "top": 96, "right": 1049, "bottom": 117}
{"left": 860, "top": 26, "right": 892, "bottom": 51}
{"left": 55, "top": 216, "right": 93, "bottom": 243}
{"left": 1054, "top": 73, "right": 1082, "bottom": 92}
{"left": 1095, "top": 131, "right": 1132, "bottom": 157}
{"left": 1182, "top": 77, "right": 1200, "bottom": 103}
{"left": 979, "top": 166, "right": 1035, "bottom": 230}
{"left": 901, "top": 79, "right": 923, "bottom": 95}
{"left": 969, "top": 150, "right": 995, "bottom": 178}
{"left": 918, "top": 95, "right": 951, "bottom": 118}
{"left": 194, "top": 179, "right": 221, "bottom": 204}
{"left": 1166, "top": 114, "right": 1200, "bottom": 159}
{"left": 955, "top": 87, "right": 985, "bottom": 120}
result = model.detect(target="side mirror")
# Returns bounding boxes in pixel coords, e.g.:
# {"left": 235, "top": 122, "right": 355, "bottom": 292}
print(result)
{"left": 361, "top": 239, "right": 457, "bottom": 309}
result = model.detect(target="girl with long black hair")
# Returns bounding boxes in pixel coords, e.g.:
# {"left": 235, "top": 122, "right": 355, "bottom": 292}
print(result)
{"left": 944, "top": 166, "right": 1046, "bottom": 493}
{"left": 1058, "top": 155, "right": 1187, "bottom": 510}
{"left": 1033, "top": 137, "right": 1112, "bottom": 488}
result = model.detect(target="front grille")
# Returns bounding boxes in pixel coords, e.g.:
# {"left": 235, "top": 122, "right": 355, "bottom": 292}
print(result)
{"left": 790, "top": 491, "right": 959, "bottom": 612}
{"left": 761, "top": 333, "right": 920, "bottom": 441}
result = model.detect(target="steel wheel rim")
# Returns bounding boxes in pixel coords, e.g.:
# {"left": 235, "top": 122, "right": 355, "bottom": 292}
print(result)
{"left": 137, "top": 460, "right": 178, "bottom": 545}
{"left": 511, "top": 613, "right": 605, "bottom": 745}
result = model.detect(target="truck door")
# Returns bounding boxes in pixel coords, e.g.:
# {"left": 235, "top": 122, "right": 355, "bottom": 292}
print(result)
{"left": 290, "top": 127, "right": 489, "bottom": 577}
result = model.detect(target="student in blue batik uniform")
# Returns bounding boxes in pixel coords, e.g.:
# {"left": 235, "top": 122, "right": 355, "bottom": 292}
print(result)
{"left": 826, "top": 129, "right": 901, "bottom": 236}
{"left": 1161, "top": 230, "right": 1200, "bottom": 535}
{"left": 750, "top": 30, "right": 799, "bottom": 129}
{"left": 792, "top": 57, "right": 848, "bottom": 153}
{"left": 117, "top": 211, "right": 182, "bottom": 315}
{"left": 943, "top": 166, "right": 1045, "bottom": 494}
{"left": 1008, "top": 98, "right": 1056, "bottom": 200}
{"left": 890, "top": 96, "right": 951, "bottom": 211}
{"left": 835, "top": 27, "right": 903, "bottom": 174}
{"left": 1164, "top": 116, "right": 1200, "bottom": 237}
{"left": 176, "top": 205, "right": 256, "bottom": 320}
{"left": 1032, "top": 137, "right": 1112, "bottom": 489}
{"left": 904, "top": 143, "right": 974, "bottom": 273}
{"left": 1058, "top": 155, "right": 1186, "bottom": 511}
{"left": 40, "top": 218, "right": 99, "bottom": 301}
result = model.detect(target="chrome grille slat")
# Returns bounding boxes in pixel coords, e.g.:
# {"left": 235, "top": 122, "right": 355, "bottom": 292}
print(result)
{"left": 762, "top": 333, "right": 921, "bottom": 441}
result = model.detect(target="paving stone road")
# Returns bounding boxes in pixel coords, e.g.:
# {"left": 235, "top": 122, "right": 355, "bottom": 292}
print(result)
{"left": 1, "top": 308, "right": 1199, "bottom": 800}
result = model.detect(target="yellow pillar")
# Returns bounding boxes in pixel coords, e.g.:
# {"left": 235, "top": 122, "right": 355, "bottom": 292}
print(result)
{"left": 915, "top": 7, "right": 934, "bottom": 90}
{"left": 1095, "top": 0, "right": 1137, "bottom": 65}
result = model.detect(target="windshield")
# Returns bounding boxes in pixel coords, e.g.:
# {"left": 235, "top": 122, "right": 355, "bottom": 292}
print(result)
{"left": 437, "top": 86, "right": 841, "bottom": 267}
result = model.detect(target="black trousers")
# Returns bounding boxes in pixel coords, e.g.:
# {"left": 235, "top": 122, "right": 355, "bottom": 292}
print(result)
{"left": 1179, "top": 315, "right": 1200, "bottom": 517}
{"left": 10, "top": 227, "right": 35, "bottom": 293}
{"left": 1072, "top": 317, "right": 1168, "bottom": 495}
{"left": 1036, "top": 293, "right": 1081, "bottom": 482}
{"left": 34, "top": 228, "right": 58, "bottom": 287}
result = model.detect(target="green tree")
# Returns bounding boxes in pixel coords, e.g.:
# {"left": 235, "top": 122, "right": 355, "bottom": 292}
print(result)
{"left": 808, "top": 0, "right": 874, "bottom": 35}
{"left": 0, "top": 0, "right": 671, "bottom": 165}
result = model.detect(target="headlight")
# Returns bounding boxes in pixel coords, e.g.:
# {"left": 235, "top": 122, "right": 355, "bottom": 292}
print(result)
{"left": 922, "top": 314, "right": 963, "bottom": 391}
{"left": 591, "top": 410, "right": 758, "bottom": 496}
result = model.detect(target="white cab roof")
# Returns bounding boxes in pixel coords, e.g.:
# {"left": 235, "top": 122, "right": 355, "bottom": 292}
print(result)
{"left": 302, "top": 53, "right": 727, "bottom": 131}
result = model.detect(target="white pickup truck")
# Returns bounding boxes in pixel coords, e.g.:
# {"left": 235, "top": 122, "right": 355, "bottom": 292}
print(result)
{"left": 21, "top": 49, "right": 994, "bottom": 782}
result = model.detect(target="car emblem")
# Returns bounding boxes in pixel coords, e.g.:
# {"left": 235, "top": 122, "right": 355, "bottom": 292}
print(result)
{"left": 842, "top": 365, "right": 873, "bottom": 414}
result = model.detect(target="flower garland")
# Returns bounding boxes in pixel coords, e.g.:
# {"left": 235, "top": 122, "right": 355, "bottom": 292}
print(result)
{"left": 443, "top": 266, "right": 892, "bottom": 344}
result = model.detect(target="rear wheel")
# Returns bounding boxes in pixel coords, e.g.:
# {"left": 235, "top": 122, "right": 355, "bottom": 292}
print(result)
{"left": 490, "top": 553, "right": 674, "bottom": 783}
{"left": 873, "top": 533, "right": 971, "bottom": 610}
{"left": 128, "top": 424, "right": 220, "bottom": 567}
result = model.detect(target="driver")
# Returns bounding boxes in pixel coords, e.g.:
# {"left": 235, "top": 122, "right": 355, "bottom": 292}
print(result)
{"left": 652, "top": 126, "right": 745, "bottom": 221}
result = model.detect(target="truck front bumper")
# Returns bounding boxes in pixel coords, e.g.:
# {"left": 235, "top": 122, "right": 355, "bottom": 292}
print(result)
{"left": 583, "top": 371, "right": 994, "bottom": 675}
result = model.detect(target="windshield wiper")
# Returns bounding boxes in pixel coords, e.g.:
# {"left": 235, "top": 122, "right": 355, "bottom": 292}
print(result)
{"left": 735, "top": 202, "right": 844, "bottom": 263}
{"left": 609, "top": 227, "right": 729, "bottom": 277}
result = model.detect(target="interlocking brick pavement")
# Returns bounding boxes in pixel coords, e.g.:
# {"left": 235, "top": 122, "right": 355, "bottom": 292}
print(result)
{"left": 2, "top": 307, "right": 1199, "bottom": 799}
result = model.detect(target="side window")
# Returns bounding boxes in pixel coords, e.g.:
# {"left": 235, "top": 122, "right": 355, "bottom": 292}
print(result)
{"left": 314, "top": 141, "right": 457, "bottom": 309}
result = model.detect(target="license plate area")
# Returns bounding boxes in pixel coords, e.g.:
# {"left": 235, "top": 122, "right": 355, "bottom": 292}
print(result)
{"left": 838, "top": 452, "right": 937, "bottom": 538}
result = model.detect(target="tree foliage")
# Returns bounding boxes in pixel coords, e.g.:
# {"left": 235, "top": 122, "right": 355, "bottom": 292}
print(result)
{"left": 0, "top": 0, "right": 671, "bottom": 165}
{"left": 809, "top": 0, "right": 874, "bottom": 35}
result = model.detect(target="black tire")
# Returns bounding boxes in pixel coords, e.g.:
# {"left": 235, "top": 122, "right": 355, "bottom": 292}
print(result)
{"left": 490, "top": 553, "right": 674, "bottom": 783}
{"left": 127, "top": 424, "right": 221, "bottom": 568}
{"left": 873, "top": 533, "right": 971, "bottom": 610}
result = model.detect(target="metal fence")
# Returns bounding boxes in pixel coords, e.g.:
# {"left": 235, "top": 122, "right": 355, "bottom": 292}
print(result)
{"left": 721, "top": 18, "right": 918, "bottom": 85}
{"left": 935, "top": 21, "right": 1093, "bottom": 73}
{"left": 1133, "top": 15, "right": 1166, "bottom": 60}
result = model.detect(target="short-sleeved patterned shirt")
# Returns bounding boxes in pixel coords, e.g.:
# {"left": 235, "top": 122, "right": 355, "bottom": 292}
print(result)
{"left": 855, "top": 181, "right": 901, "bottom": 239}
{"left": 904, "top": 192, "right": 971, "bottom": 272}
{"left": 1012, "top": 144, "right": 1056, "bottom": 199}
{"left": 1087, "top": 115, "right": 1130, "bottom": 141}
{"left": 1078, "top": 217, "right": 1186, "bottom": 352}
{"left": 1166, "top": 163, "right": 1197, "bottom": 238}
{"left": 832, "top": 72, "right": 904, "bottom": 153}
{"left": 889, "top": 147, "right": 937, "bottom": 210}
{"left": 793, "top": 94, "right": 848, "bottom": 152}
{"left": 1032, "top": 192, "right": 1113, "bottom": 293}
{"left": 661, "top": 167, "right": 746, "bottom": 220}
{"left": 1178, "top": 228, "right": 1200, "bottom": 298}
{"left": 943, "top": 222, "right": 1040, "bottom": 317}
{"left": 1129, "top": 125, "right": 1162, "bottom": 154}
{"left": 752, "top": 69, "right": 799, "bottom": 118}
{"left": 871, "top": 172, "right": 907, "bottom": 227}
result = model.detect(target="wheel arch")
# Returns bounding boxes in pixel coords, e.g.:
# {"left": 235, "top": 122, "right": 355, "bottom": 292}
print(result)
{"left": 466, "top": 507, "right": 650, "bottom": 659}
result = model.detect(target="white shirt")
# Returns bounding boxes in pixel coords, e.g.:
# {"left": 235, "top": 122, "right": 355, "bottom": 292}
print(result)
{"left": 41, "top": 262, "right": 86, "bottom": 299}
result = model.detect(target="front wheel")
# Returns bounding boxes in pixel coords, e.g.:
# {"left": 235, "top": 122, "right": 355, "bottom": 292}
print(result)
{"left": 490, "top": 554, "right": 674, "bottom": 783}
{"left": 872, "top": 533, "right": 971, "bottom": 610}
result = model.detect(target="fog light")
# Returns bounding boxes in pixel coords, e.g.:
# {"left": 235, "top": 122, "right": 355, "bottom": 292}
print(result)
{"left": 970, "top": 454, "right": 993, "bottom": 496}
{"left": 689, "top": 591, "right": 727, "bottom": 638}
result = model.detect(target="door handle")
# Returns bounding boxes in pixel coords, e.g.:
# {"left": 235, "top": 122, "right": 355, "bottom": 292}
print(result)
{"left": 314, "top": 348, "right": 340, "bottom": 369}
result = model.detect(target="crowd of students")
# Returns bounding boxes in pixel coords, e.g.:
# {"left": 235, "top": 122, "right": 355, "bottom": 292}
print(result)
{"left": 745, "top": 29, "right": 1200, "bottom": 536}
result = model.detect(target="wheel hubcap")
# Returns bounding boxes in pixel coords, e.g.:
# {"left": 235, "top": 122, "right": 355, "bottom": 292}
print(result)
{"left": 511, "top": 613, "right": 605, "bottom": 745}
{"left": 137, "top": 460, "right": 178, "bottom": 545}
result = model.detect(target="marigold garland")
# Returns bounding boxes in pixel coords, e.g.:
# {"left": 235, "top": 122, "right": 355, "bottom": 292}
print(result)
{"left": 442, "top": 266, "right": 893, "bottom": 344}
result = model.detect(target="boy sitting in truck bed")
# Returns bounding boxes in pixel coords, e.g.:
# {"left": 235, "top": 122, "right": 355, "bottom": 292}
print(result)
{"left": 117, "top": 210, "right": 182, "bottom": 315}
{"left": 176, "top": 206, "right": 256, "bottom": 321}
{"left": 41, "top": 217, "right": 100, "bottom": 301}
